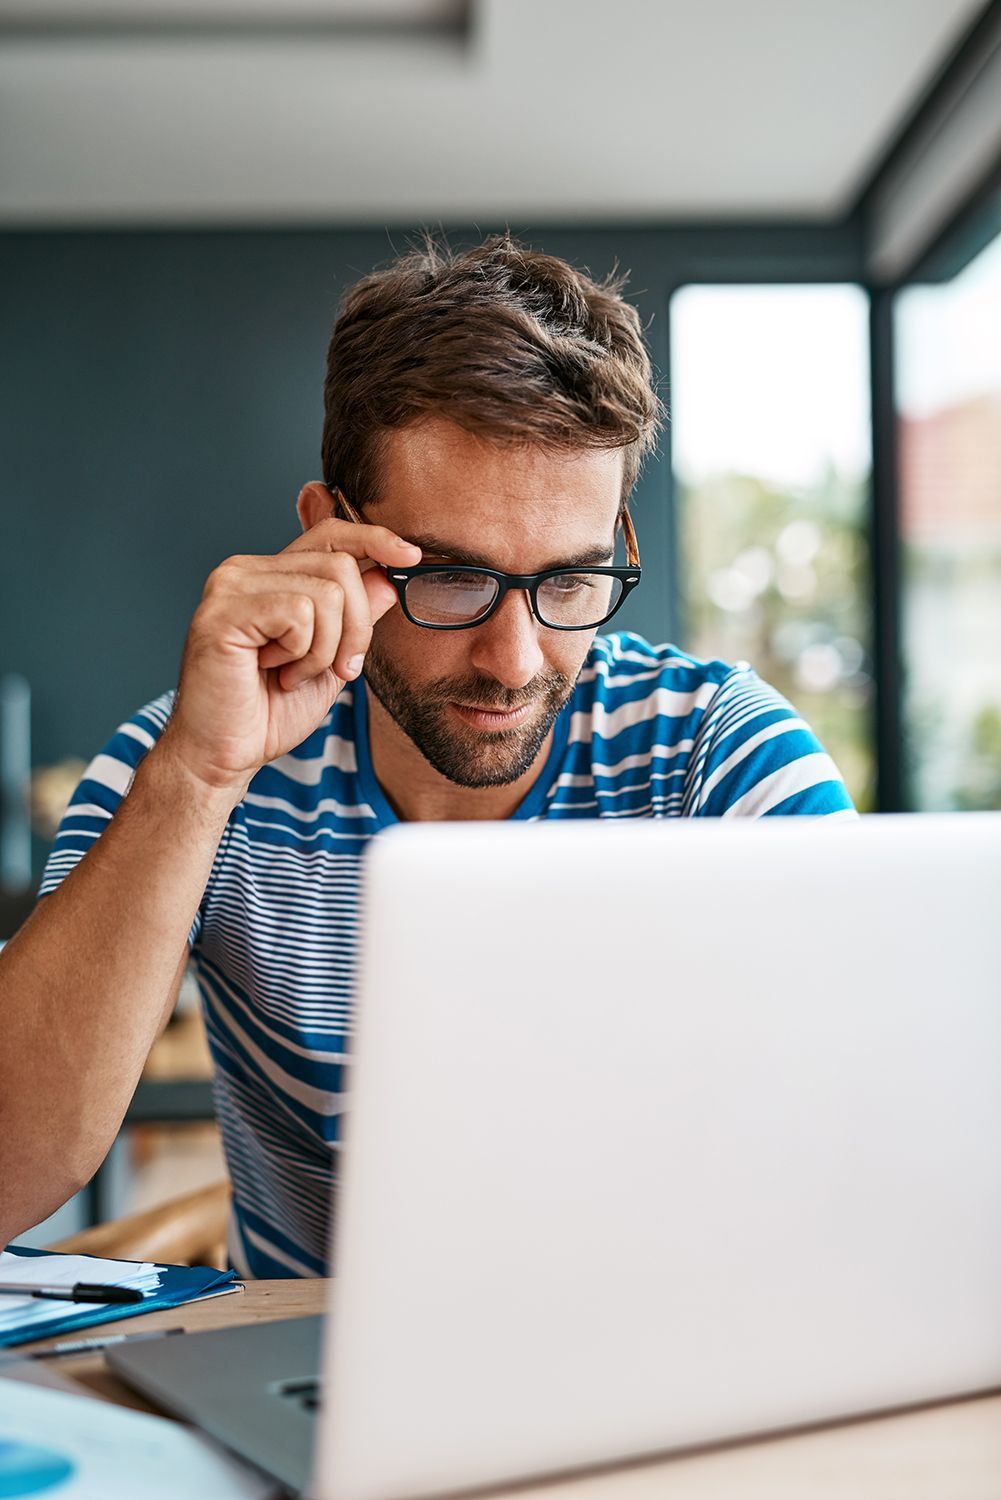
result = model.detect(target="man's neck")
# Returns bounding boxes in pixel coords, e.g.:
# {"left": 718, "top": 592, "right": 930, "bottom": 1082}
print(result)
{"left": 366, "top": 690, "right": 552, "bottom": 823}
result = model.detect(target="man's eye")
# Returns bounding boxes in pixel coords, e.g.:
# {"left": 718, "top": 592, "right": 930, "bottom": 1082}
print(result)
{"left": 549, "top": 573, "right": 595, "bottom": 592}
{"left": 434, "top": 570, "right": 485, "bottom": 587}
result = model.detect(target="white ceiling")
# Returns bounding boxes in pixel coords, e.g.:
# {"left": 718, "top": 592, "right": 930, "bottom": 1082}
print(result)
{"left": 0, "top": 0, "right": 466, "bottom": 25}
{"left": 0, "top": 0, "right": 986, "bottom": 225}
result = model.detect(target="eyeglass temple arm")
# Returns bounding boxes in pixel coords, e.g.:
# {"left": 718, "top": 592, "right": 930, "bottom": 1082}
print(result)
{"left": 329, "top": 485, "right": 640, "bottom": 569}
{"left": 330, "top": 486, "right": 365, "bottom": 525}
{"left": 620, "top": 508, "right": 640, "bottom": 569}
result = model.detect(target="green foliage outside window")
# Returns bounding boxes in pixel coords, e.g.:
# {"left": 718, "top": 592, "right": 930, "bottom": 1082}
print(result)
{"left": 678, "top": 465, "right": 874, "bottom": 811}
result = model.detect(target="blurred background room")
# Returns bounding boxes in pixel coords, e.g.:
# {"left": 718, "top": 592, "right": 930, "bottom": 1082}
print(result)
{"left": 1, "top": 0, "right": 1000, "bottom": 1252}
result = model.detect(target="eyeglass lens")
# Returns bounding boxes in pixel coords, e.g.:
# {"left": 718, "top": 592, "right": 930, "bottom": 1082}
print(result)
{"left": 404, "top": 570, "right": 624, "bottom": 628}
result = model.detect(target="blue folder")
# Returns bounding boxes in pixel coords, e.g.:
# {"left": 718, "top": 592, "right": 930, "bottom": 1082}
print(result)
{"left": 0, "top": 1245, "right": 240, "bottom": 1348}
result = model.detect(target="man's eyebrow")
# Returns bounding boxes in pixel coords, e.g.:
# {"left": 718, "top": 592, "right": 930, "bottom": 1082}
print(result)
{"left": 402, "top": 534, "right": 616, "bottom": 570}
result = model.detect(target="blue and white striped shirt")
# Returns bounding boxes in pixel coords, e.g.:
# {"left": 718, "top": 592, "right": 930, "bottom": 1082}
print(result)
{"left": 39, "top": 634, "right": 855, "bottom": 1276}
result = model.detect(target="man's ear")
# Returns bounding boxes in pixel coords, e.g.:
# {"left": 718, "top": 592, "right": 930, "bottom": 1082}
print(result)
{"left": 296, "top": 481, "right": 336, "bottom": 533}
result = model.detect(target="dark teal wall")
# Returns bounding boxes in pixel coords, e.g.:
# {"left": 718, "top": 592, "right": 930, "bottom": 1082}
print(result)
{"left": 0, "top": 220, "right": 862, "bottom": 871}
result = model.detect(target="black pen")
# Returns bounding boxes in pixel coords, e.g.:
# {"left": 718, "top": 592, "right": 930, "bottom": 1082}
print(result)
{"left": 29, "top": 1326, "right": 185, "bottom": 1359}
{"left": 0, "top": 1281, "right": 146, "bottom": 1305}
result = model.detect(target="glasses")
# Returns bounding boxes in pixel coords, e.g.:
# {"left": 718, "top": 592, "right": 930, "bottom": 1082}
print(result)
{"left": 330, "top": 487, "right": 641, "bottom": 632}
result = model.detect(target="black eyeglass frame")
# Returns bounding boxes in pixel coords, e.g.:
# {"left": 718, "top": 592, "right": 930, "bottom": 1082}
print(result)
{"left": 329, "top": 486, "right": 642, "bottom": 633}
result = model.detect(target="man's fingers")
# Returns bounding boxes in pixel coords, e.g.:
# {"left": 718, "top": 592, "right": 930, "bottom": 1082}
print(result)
{"left": 224, "top": 561, "right": 393, "bottom": 691}
{"left": 198, "top": 527, "right": 417, "bottom": 697}
{"left": 280, "top": 515, "right": 421, "bottom": 567}
{"left": 284, "top": 554, "right": 374, "bottom": 688}
{"left": 211, "top": 591, "right": 317, "bottom": 666}
{"left": 363, "top": 567, "right": 402, "bottom": 625}
{"left": 247, "top": 577, "right": 345, "bottom": 690}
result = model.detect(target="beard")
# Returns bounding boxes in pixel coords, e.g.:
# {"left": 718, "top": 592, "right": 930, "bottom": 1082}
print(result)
{"left": 362, "top": 639, "right": 577, "bottom": 789}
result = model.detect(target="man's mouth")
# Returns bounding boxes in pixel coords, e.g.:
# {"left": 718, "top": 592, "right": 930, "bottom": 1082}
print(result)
{"left": 449, "top": 701, "right": 535, "bottom": 731}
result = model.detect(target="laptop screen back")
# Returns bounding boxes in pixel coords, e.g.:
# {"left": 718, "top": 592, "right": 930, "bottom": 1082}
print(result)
{"left": 317, "top": 815, "right": 1001, "bottom": 1500}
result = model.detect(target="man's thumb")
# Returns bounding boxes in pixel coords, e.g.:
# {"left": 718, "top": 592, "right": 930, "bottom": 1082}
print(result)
{"left": 362, "top": 567, "right": 402, "bottom": 624}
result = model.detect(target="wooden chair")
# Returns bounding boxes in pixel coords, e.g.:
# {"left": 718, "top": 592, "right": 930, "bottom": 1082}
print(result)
{"left": 47, "top": 1181, "right": 231, "bottom": 1270}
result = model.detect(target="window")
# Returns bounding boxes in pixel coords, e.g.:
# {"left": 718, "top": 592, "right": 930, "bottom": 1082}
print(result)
{"left": 670, "top": 285, "right": 874, "bottom": 809}
{"left": 895, "top": 230, "right": 1001, "bottom": 810}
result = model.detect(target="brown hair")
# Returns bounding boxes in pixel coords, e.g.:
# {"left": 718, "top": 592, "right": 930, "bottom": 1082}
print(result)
{"left": 321, "top": 232, "right": 662, "bottom": 514}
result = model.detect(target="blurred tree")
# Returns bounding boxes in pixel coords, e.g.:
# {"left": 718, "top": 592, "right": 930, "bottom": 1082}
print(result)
{"left": 678, "top": 463, "right": 874, "bottom": 810}
{"left": 956, "top": 705, "right": 1001, "bottom": 811}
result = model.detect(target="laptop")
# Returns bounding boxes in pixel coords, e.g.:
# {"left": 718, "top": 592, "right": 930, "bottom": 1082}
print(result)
{"left": 110, "top": 814, "right": 1001, "bottom": 1499}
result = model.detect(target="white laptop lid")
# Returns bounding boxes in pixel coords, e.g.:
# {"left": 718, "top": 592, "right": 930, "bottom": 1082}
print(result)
{"left": 317, "top": 815, "right": 1001, "bottom": 1500}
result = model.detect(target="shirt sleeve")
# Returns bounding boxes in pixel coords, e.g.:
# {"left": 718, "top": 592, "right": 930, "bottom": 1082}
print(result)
{"left": 36, "top": 690, "right": 205, "bottom": 949}
{"left": 684, "top": 663, "right": 858, "bottom": 819}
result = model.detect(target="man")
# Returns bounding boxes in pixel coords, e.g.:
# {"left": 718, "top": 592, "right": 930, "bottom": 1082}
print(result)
{"left": 0, "top": 235, "right": 855, "bottom": 1273}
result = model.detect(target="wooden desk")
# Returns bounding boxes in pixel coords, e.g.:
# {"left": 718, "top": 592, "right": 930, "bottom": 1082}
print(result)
{"left": 12, "top": 1282, "right": 1001, "bottom": 1498}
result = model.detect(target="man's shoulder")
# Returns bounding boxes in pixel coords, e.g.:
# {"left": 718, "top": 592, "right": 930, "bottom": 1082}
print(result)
{"left": 574, "top": 637, "right": 856, "bottom": 816}
{"left": 115, "top": 688, "right": 178, "bottom": 746}
{"left": 581, "top": 633, "right": 738, "bottom": 714}
{"left": 563, "top": 635, "right": 748, "bottom": 768}
{"left": 68, "top": 689, "right": 179, "bottom": 792}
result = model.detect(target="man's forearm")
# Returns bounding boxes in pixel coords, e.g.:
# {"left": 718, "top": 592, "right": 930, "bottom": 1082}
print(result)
{"left": 0, "top": 740, "right": 236, "bottom": 1245}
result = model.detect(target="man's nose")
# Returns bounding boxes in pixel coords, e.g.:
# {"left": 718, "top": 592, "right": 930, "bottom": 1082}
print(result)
{"left": 468, "top": 589, "right": 545, "bottom": 691}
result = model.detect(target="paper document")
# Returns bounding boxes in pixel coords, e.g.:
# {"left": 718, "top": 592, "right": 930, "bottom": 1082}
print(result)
{"left": 0, "top": 1251, "right": 162, "bottom": 1340}
{"left": 0, "top": 1377, "right": 276, "bottom": 1498}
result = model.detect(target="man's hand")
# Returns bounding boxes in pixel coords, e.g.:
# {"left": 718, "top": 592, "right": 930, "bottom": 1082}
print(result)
{"left": 158, "top": 516, "right": 421, "bottom": 802}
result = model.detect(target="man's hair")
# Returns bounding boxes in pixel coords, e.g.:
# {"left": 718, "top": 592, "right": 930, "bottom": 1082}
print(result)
{"left": 321, "top": 232, "right": 663, "bottom": 513}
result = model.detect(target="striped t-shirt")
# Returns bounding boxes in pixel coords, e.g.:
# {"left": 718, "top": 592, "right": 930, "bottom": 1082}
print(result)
{"left": 39, "top": 633, "right": 856, "bottom": 1276}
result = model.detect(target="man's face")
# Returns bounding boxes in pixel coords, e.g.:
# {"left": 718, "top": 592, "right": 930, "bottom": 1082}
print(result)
{"left": 361, "top": 416, "right": 624, "bottom": 788}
